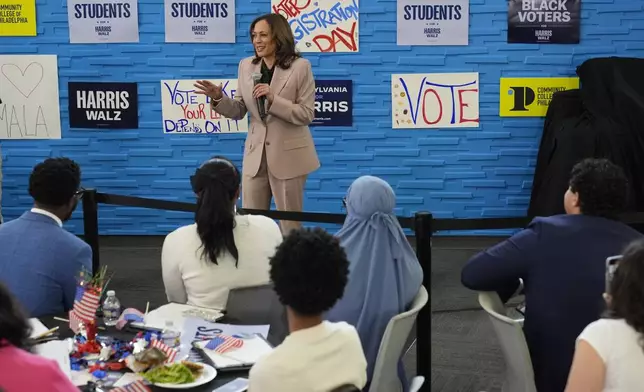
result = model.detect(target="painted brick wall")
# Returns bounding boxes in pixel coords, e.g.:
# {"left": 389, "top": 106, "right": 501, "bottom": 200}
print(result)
{"left": 2, "top": 0, "right": 644, "bottom": 235}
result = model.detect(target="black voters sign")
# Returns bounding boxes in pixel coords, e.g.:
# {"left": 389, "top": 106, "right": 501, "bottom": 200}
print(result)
{"left": 508, "top": 0, "right": 581, "bottom": 44}
{"left": 68, "top": 82, "right": 139, "bottom": 129}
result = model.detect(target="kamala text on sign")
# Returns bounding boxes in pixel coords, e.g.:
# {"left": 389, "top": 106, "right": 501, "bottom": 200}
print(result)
{"left": 397, "top": 0, "right": 469, "bottom": 46}
{"left": 0, "top": 0, "right": 36, "bottom": 36}
{"left": 392, "top": 73, "right": 479, "bottom": 129}
{"left": 67, "top": 0, "right": 139, "bottom": 43}
{"left": 273, "top": 0, "right": 359, "bottom": 53}
{"left": 161, "top": 79, "right": 248, "bottom": 134}
{"left": 164, "top": 0, "right": 236, "bottom": 43}
{"left": 499, "top": 77, "right": 579, "bottom": 117}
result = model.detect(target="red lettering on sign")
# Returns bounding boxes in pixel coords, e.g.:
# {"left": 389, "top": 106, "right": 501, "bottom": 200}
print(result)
{"left": 312, "top": 22, "right": 357, "bottom": 52}
{"left": 272, "top": 0, "right": 311, "bottom": 18}
{"left": 209, "top": 107, "right": 222, "bottom": 120}
{"left": 457, "top": 89, "right": 479, "bottom": 124}
{"left": 421, "top": 89, "right": 442, "bottom": 125}
{"left": 181, "top": 103, "right": 206, "bottom": 120}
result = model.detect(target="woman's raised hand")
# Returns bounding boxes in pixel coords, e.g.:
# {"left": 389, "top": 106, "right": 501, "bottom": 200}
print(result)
{"left": 194, "top": 80, "right": 224, "bottom": 101}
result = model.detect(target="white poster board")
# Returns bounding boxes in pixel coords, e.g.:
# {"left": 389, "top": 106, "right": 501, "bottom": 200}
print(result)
{"left": 272, "top": 0, "right": 359, "bottom": 53}
{"left": 160, "top": 79, "right": 248, "bottom": 134}
{"left": 391, "top": 73, "right": 479, "bottom": 129}
{"left": 0, "top": 55, "right": 61, "bottom": 139}
{"left": 67, "top": 0, "right": 140, "bottom": 43}
{"left": 397, "top": 0, "right": 469, "bottom": 45}
{"left": 164, "top": 0, "right": 235, "bottom": 43}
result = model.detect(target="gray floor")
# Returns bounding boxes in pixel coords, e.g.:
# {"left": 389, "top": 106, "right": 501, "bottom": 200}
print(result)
{"left": 98, "top": 235, "right": 508, "bottom": 392}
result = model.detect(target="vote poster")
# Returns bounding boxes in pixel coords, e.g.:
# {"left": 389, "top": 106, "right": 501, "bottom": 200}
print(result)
{"left": 0, "top": 55, "right": 61, "bottom": 139}
{"left": 164, "top": 0, "right": 235, "bottom": 43}
{"left": 67, "top": 0, "right": 139, "bottom": 43}
{"left": 499, "top": 77, "right": 579, "bottom": 117}
{"left": 160, "top": 79, "right": 248, "bottom": 134}
{"left": 313, "top": 80, "right": 352, "bottom": 127}
{"left": 397, "top": 0, "right": 469, "bottom": 46}
{"left": 68, "top": 82, "right": 139, "bottom": 129}
{"left": 0, "top": 0, "right": 36, "bottom": 36}
{"left": 391, "top": 73, "right": 479, "bottom": 129}
{"left": 272, "top": 0, "right": 359, "bottom": 53}
{"left": 508, "top": 0, "right": 581, "bottom": 43}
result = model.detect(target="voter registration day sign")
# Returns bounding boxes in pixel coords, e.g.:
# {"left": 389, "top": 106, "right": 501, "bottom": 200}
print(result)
{"left": 499, "top": 77, "right": 579, "bottom": 117}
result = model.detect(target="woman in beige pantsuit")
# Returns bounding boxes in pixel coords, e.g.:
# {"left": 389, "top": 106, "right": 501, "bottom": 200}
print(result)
{"left": 195, "top": 13, "right": 319, "bottom": 235}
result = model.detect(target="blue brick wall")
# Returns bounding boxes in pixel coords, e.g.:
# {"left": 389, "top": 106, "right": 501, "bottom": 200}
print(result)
{"left": 2, "top": 0, "right": 644, "bottom": 236}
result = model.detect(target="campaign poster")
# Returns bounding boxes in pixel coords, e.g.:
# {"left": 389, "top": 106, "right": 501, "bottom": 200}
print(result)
{"left": 68, "top": 82, "right": 139, "bottom": 129}
{"left": 0, "top": 55, "right": 61, "bottom": 139}
{"left": 0, "top": 0, "right": 36, "bottom": 36}
{"left": 313, "top": 80, "right": 352, "bottom": 127}
{"left": 397, "top": 0, "right": 469, "bottom": 46}
{"left": 499, "top": 77, "right": 579, "bottom": 117}
{"left": 160, "top": 79, "right": 248, "bottom": 134}
{"left": 391, "top": 73, "right": 479, "bottom": 129}
{"left": 164, "top": 0, "right": 235, "bottom": 43}
{"left": 67, "top": 0, "right": 139, "bottom": 43}
{"left": 508, "top": 0, "right": 581, "bottom": 43}
{"left": 272, "top": 0, "right": 359, "bottom": 53}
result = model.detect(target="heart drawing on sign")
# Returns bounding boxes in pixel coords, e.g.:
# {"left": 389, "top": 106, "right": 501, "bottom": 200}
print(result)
{"left": 1, "top": 62, "right": 45, "bottom": 98}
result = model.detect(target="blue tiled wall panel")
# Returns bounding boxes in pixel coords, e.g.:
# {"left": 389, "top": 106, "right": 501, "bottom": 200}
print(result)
{"left": 2, "top": 0, "right": 644, "bottom": 236}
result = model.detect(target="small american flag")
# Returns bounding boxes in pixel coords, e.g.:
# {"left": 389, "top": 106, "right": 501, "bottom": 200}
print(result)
{"left": 111, "top": 380, "right": 151, "bottom": 392}
{"left": 68, "top": 285, "right": 101, "bottom": 333}
{"left": 205, "top": 334, "right": 244, "bottom": 353}
{"left": 150, "top": 338, "right": 178, "bottom": 363}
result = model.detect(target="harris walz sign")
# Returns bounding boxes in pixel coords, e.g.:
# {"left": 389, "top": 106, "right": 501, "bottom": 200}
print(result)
{"left": 68, "top": 82, "right": 138, "bottom": 129}
{"left": 508, "top": 0, "right": 581, "bottom": 44}
{"left": 313, "top": 80, "right": 352, "bottom": 127}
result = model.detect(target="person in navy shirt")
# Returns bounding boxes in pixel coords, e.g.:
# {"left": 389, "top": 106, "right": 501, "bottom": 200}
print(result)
{"left": 0, "top": 158, "right": 91, "bottom": 317}
{"left": 462, "top": 158, "right": 643, "bottom": 392}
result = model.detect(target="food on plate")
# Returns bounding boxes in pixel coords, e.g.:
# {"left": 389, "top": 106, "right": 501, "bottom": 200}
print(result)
{"left": 142, "top": 362, "right": 203, "bottom": 384}
{"left": 181, "top": 360, "right": 204, "bottom": 376}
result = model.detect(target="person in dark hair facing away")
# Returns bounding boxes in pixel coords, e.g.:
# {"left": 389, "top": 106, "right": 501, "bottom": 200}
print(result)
{"left": 249, "top": 228, "right": 367, "bottom": 392}
{"left": 0, "top": 282, "right": 78, "bottom": 391}
{"left": 566, "top": 239, "right": 644, "bottom": 391}
{"left": 0, "top": 157, "right": 91, "bottom": 317}
{"left": 461, "top": 158, "right": 643, "bottom": 392}
{"left": 162, "top": 156, "right": 283, "bottom": 310}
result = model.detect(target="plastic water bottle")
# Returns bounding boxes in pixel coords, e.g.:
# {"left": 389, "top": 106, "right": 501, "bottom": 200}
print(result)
{"left": 102, "top": 290, "right": 121, "bottom": 326}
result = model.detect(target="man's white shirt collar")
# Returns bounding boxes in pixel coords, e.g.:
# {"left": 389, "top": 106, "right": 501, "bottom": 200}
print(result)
{"left": 31, "top": 208, "right": 63, "bottom": 227}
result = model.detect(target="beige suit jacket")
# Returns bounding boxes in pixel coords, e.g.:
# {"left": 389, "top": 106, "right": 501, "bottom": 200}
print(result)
{"left": 211, "top": 56, "right": 320, "bottom": 180}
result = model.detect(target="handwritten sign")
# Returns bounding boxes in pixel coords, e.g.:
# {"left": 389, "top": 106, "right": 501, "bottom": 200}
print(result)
{"left": 0, "top": 0, "right": 36, "bottom": 36}
{"left": 164, "top": 0, "right": 236, "bottom": 43}
{"left": 0, "top": 55, "right": 61, "bottom": 139}
{"left": 272, "top": 0, "right": 359, "bottom": 53}
{"left": 161, "top": 79, "right": 248, "bottom": 134}
{"left": 392, "top": 73, "right": 479, "bottom": 129}
{"left": 67, "top": 0, "right": 139, "bottom": 43}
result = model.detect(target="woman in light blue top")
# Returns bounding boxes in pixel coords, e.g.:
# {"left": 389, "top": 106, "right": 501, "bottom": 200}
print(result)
{"left": 326, "top": 175, "right": 423, "bottom": 384}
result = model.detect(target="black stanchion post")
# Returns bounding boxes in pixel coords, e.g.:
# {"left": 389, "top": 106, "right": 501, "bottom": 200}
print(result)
{"left": 414, "top": 211, "right": 432, "bottom": 392}
{"left": 82, "top": 189, "right": 100, "bottom": 275}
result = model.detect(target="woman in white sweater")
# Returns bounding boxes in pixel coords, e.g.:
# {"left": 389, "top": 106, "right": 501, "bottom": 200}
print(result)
{"left": 161, "top": 156, "right": 283, "bottom": 310}
{"left": 565, "top": 239, "right": 644, "bottom": 392}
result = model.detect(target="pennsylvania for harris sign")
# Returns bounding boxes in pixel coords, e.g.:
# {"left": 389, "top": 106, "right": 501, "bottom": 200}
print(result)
{"left": 499, "top": 77, "right": 579, "bottom": 117}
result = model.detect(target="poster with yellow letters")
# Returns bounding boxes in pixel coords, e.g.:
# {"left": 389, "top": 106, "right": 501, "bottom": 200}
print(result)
{"left": 499, "top": 77, "right": 579, "bottom": 117}
{"left": 0, "top": 0, "right": 36, "bottom": 36}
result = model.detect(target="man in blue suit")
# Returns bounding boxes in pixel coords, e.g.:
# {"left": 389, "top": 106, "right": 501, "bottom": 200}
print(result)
{"left": 461, "top": 158, "right": 643, "bottom": 392}
{"left": 0, "top": 157, "right": 92, "bottom": 317}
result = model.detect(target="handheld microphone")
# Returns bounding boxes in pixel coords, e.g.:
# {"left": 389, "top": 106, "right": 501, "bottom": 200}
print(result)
{"left": 252, "top": 72, "right": 267, "bottom": 120}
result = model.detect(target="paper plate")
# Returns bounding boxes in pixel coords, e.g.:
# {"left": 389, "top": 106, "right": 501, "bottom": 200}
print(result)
{"left": 152, "top": 363, "right": 217, "bottom": 389}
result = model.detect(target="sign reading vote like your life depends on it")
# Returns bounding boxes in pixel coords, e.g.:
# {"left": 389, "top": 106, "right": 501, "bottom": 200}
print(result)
{"left": 68, "top": 82, "right": 139, "bottom": 129}
{"left": 0, "top": 0, "right": 36, "bottom": 36}
{"left": 397, "top": 0, "right": 469, "bottom": 46}
{"left": 499, "top": 77, "right": 579, "bottom": 117}
{"left": 508, "top": 0, "right": 581, "bottom": 44}
{"left": 312, "top": 80, "right": 352, "bottom": 127}
{"left": 67, "top": 0, "right": 139, "bottom": 43}
{"left": 164, "top": 0, "right": 235, "bottom": 43}
{"left": 273, "top": 0, "right": 359, "bottom": 53}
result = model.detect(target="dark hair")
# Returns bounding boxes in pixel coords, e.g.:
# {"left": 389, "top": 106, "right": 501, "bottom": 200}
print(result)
{"left": 250, "top": 13, "right": 301, "bottom": 69}
{"left": 606, "top": 239, "right": 644, "bottom": 349}
{"left": 191, "top": 156, "right": 241, "bottom": 266}
{"left": 269, "top": 228, "right": 349, "bottom": 316}
{"left": 29, "top": 157, "right": 81, "bottom": 208}
{"left": 568, "top": 158, "right": 629, "bottom": 219}
{"left": 0, "top": 282, "right": 31, "bottom": 349}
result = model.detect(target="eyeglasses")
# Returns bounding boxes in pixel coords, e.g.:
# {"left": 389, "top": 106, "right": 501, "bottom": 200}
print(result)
{"left": 342, "top": 197, "right": 347, "bottom": 208}
{"left": 74, "top": 187, "right": 86, "bottom": 199}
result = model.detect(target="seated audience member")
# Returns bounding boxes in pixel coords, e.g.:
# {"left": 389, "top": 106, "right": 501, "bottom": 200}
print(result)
{"left": 461, "top": 158, "right": 642, "bottom": 392}
{"left": 326, "top": 175, "right": 423, "bottom": 381}
{"left": 566, "top": 239, "right": 644, "bottom": 391}
{"left": 249, "top": 228, "right": 368, "bottom": 392}
{"left": 162, "top": 156, "right": 283, "bottom": 309}
{"left": 0, "top": 282, "right": 78, "bottom": 392}
{"left": 0, "top": 158, "right": 91, "bottom": 317}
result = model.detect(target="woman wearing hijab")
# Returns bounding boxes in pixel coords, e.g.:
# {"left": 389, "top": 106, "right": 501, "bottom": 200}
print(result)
{"left": 326, "top": 175, "right": 423, "bottom": 385}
